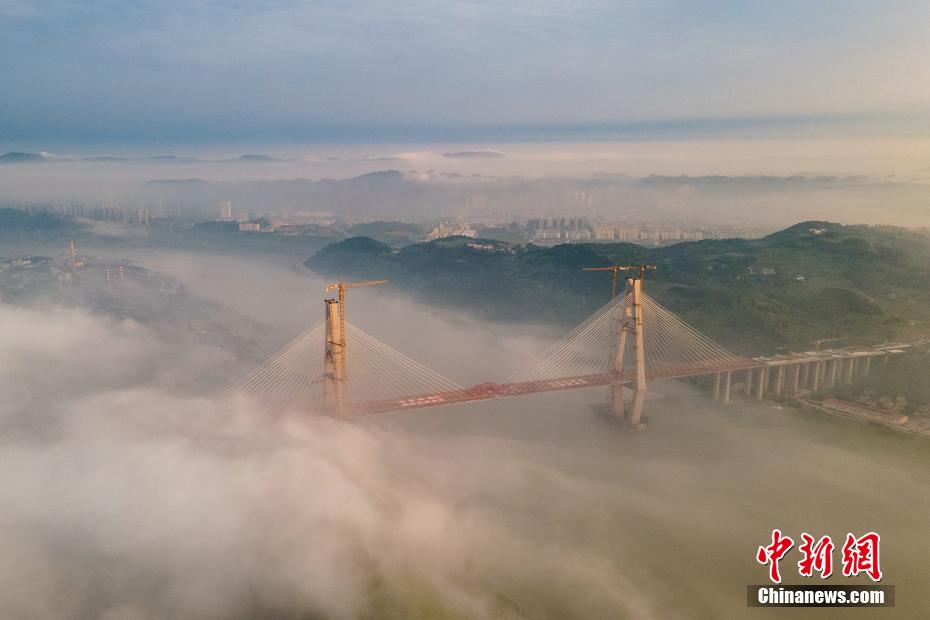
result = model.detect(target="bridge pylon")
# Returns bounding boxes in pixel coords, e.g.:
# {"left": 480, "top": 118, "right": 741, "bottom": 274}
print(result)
{"left": 602, "top": 264, "right": 654, "bottom": 428}
{"left": 322, "top": 279, "right": 388, "bottom": 414}
{"left": 627, "top": 276, "right": 648, "bottom": 427}
{"left": 323, "top": 297, "right": 346, "bottom": 412}
{"left": 609, "top": 298, "right": 633, "bottom": 421}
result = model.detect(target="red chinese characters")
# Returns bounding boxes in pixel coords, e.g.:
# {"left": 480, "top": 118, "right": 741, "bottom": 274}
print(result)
{"left": 841, "top": 532, "right": 882, "bottom": 582}
{"left": 797, "top": 533, "right": 834, "bottom": 579}
{"left": 756, "top": 529, "right": 794, "bottom": 584}
{"left": 757, "top": 530, "right": 883, "bottom": 583}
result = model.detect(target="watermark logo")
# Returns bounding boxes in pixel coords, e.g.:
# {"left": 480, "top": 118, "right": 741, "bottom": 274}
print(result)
{"left": 798, "top": 533, "right": 834, "bottom": 579}
{"left": 750, "top": 530, "right": 891, "bottom": 608}
{"left": 756, "top": 528, "right": 794, "bottom": 583}
{"left": 841, "top": 532, "right": 882, "bottom": 581}
{"left": 756, "top": 529, "right": 882, "bottom": 583}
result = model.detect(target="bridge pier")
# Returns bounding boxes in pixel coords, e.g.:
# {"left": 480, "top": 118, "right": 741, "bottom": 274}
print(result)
{"left": 775, "top": 365, "right": 785, "bottom": 396}
{"left": 864, "top": 356, "right": 872, "bottom": 375}
{"left": 723, "top": 371, "right": 731, "bottom": 404}
{"left": 790, "top": 363, "right": 800, "bottom": 396}
{"left": 713, "top": 372, "right": 721, "bottom": 400}
{"left": 801, "top": 362, "right": 810, "bottom": 389}
{"left": 610, "top": 383, "right": 625, "bottom": 420}
{"left": 845, "top": 357, "right": 856, "bottom": 383}
{"left": 755, "top": 367, "right": 766, "bottom": 400}
{"left": 745, "top": 369, "right": 754, "bottom": 397}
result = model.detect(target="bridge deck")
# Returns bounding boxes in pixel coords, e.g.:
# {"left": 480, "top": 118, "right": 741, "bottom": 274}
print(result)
{"left": 344, "top": 343, "right": 911, "bottom": 416}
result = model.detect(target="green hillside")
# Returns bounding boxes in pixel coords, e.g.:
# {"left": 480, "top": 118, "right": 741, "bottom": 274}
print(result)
{"left": 305, "top": 222, "right": 930, "bottom": 356}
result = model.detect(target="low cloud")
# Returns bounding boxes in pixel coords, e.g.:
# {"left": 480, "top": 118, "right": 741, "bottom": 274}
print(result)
{"left": 0, "top": 302, "right": 663, "bottom": 619}
{"left": 3, "top": 241, "right": 930, "bottom": 619}
{"left": 442, "top": 150, "right": 506, "bottom": 159}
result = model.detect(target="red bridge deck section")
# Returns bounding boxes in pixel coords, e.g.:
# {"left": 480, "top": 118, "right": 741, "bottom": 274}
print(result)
{"left": 347, "top": 360, "right": 758, "bottom": 416}
{"left": 345, "top": 343, "right": 911, "bottom": 416}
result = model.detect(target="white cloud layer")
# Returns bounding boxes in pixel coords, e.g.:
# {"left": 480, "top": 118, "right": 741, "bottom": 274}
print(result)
{"left": 0, "top": 303, "right": 665, "bottom": 619}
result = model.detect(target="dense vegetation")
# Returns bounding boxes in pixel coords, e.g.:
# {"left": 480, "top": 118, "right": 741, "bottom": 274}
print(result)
{"left": 306, "top": 222, "right": 930, "bottom": 356}
{"left": 345, "top": 221, "right": 424, "bottom": 246}
{"left": 829, "top": 351, "right": 930, "bottom": 413}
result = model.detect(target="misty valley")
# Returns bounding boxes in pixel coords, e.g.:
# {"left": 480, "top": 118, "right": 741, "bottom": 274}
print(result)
{"left": 2, "top": 205, "right": 930, "bottom": 618}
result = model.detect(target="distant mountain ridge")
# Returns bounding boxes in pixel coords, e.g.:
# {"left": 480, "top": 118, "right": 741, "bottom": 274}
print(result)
{"left": 0, "top": 152, "right": 47, "bottom": 164}
{"left": 0, "top": 152, "right": 284, "bottom": 164}
{"left": 305, "top": 222, "right": 930, "bottom": 355}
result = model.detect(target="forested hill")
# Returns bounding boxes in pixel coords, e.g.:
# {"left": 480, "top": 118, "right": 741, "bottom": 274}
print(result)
{"left": 305, "top": 222, "right": 930, "bottom": 355}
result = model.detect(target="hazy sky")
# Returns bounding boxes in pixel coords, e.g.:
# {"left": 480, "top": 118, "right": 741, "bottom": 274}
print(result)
{"left": 3, "top": 0, "right": 930, "bottom": 143}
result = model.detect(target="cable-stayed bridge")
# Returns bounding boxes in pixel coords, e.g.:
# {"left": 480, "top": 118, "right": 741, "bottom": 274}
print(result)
{"left": 226, "top": 270, "right": 908, "bottom": 427}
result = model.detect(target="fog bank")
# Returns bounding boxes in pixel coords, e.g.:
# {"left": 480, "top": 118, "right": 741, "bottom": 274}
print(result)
{"left": 4, "top": 139, "right": 930, "bottom": 227}
{"left": 2, "top": 271, "right": 930, "bottom": 617}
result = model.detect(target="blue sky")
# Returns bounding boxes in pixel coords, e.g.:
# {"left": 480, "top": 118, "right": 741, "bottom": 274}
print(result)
{"left": 2, "top": 0, "right": 929, "bottom": 143}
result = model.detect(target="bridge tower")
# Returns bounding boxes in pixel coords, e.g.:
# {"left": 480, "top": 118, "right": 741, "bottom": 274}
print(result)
{"left": 627, "top": 275, "right": 649, "bottom": 427}
{"left": 609, "top": 298, "right": 633, "bottom": 421}
{"left": 323, "top": 297, "right": 346, "bottom": 412}
{"left": 322, "top": 279, "right": 388, "bottom": 413}
{"left": 590, "top": 264, "right": 655, "bottom": 428}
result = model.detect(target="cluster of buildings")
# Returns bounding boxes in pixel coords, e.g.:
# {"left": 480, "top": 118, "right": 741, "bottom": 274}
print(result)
{"left": 0, "top": 243, "right": 156, "bottom": 298}
{"left": 7, "top": 201, "right": 770, "bottom": 248}
{"left": 593, "top": 224, "right": 703, "bottom": 242}
{"left": 592, "top": 223, "right": 766, "bottom": 243}
{"left": 845, "top": 390, "right": 930, "bottom": 418}
{"left": 223, "top": 204, "right": 346, "bottom": 235}
{"left": 423, "top": 216, "right": 770, "bottom": 246}
{"left": 426, "top": 222, "right": 478, "bottom": 240}
{"left": 0, "top": 253, "right": 74, "bottom": 292}
{"left": 525, "top": 218, "right": 591, "bottom": 244}
{"left": 13, "top": 202, "right": 153, "bottom": 225}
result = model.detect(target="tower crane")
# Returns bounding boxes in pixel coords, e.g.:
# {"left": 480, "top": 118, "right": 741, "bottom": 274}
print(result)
{"left": 325, "top": 279, "right": 388, "bottom": 351}
{"left": 582, "top": 263, "right": 657, "bottom": 299}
